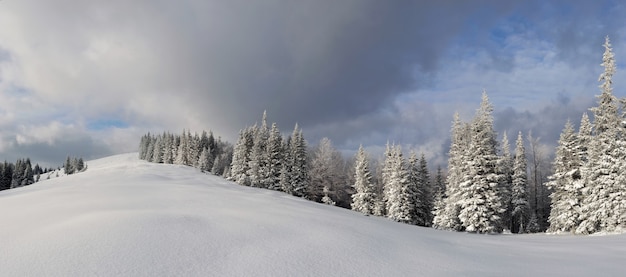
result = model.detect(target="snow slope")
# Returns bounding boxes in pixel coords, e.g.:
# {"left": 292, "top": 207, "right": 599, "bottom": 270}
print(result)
{"left": 1, "top": 153, "right": 625, "bottom": 276}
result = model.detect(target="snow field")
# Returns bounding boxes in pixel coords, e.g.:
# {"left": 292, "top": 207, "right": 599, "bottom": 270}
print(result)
{"left": 1, "top": 153, "right": 625, "bottom": 276}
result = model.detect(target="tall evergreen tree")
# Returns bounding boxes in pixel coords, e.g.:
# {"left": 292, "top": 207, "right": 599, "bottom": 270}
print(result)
{"left": 498, "top": 132, "right": 514, "bottom": 231}
{"left": 547, "top": 120, "right": 583, "bottom": 233}
{"left": 383, "top": 144, "right": 411, "bottom": 223}
{"left": 417, "top": 153, "right": 433, "bottom": 226}
{"left": 577, "top": 36, "right": 624, "bottom": 234}
{"left": 265, "top": 123, "right": 284, "bottom": 190}
{"left": 248, "top": 113, "right": 269, "bottom": 188}
{"left": 229, "top": 127, "right": 254, "bottom": 186}
{"left": 351, "top": 145, "right": 377, "bottom": 215}
{"left": 458, "top": 92, "right": 504, "bottom": 233}
{"left": 511, "top": 131, "right": 530, "bottom": 233}
{"left": 289, "top": 125, "right": 309, "bottom": 198}
{"left": 433, "top": 112, "right": 467, "bottom": 231}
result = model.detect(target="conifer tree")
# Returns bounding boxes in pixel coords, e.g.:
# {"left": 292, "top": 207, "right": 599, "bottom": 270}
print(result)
{"left": 433, "top": 113, "right": 467, "bottom": 231}
{"left": 229, "top": 127, "right": 254, "bottom": 186}
{"left": 458, "top": 92, "right": 504, "bottom": 233}
{"left": 351, "top": 145, "right": 377, "bottom": 215}
{"left": 265, "top": 123, "right": 283, "bottom": 190}
{"left": 289, "top": 124, "right": 309, "bottom": 198}
{"left": 512, "top": 131, "right": 530, "bottom": 233}
{"left": 248, "top": 113, "right": 269, "bottom": 188}
{"left": 198, "top": 147, "right": 212, "bottom": 172}
{"left": 547, "top": 120, "right": 582, "bottom": 232}
{"left": 498, "top": 132, "right": 514, "bottom": 231}
{"left": 577, "top": 36, "right": 624, "bottom": 234}
{"left": 417, "top": 153, "right": 433, "bottom": 226}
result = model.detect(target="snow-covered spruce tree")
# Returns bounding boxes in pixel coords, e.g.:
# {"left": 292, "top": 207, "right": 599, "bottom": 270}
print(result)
{"left": 404, "top": 151, "right": 432, "bottom": 226}
{"left": 248, "top": 114, "right": 269, "bottom": 188}
{"left": 458, "top": 92, "right": 505, "bottom": 233}
{"left": 174, "top": 130, "right": 189, "bottom": 166}
{"left": 547, "top": 120, "right": 583, "bottom": 233}
{"left": 405, "top": 151, "right": 422, "bottom": 225}
{"left": 511, "top": 131, "right": 530, "bottom": 233}
{"left": 418, "top": 154, "right": 433, "bottom": 226}
{"left": 498, "top": 132, "right": 514, "bottom": 231}
{"left": 198, "top": 147, "right": 212, "bottom": 172}
{"left": 139, "top": 133, "right": 150, "bottom": 160}
{"left": 577, "top": 36, "right": 625, "bottom": 234}
{"left": 283, "top": 124, "right": 309, "bottom": 198}
{"left": 229, "top": 127, "right": 255, "bottom": 186}
{"left": 383, "top": 144, "right": 412, "bottom": 223}
{"left": 433, "top": 112, "right": 468, "bottom": 231}
{"left": 351, "top": 145, "right": 377, "bottom": 215}
{"left": 265, "top": 122, "right": 284, "bottom": 191}
{"left": 162, "top": 133, "right": 174, "bottom": 164}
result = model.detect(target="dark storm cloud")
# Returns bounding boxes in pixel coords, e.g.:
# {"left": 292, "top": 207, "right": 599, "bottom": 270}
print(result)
{"left": 181, "top": 0, "right": 521, "bottom": 131}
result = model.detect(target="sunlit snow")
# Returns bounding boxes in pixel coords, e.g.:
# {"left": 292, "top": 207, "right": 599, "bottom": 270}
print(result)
{"left": 1, "top": 154, "right": 624, "bottom": 276}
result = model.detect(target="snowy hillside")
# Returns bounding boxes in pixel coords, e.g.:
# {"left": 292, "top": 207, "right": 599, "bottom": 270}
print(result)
{"left": 1, "top": 154, "right": 625, "bottom": 276}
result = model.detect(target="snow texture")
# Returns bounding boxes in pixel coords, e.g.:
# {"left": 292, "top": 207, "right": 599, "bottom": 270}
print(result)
{"left": 1, "top": 153, "right": 625, "bottom": 276}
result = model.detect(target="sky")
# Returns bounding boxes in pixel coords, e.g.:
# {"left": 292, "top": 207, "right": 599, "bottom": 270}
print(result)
{"left": 0, "top": 0, "right": 625, "bottom": 167}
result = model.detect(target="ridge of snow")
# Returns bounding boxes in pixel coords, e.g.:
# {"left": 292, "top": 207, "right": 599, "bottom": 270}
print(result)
{"left": 1, "top": 153, "right": 625, "bottom": 276}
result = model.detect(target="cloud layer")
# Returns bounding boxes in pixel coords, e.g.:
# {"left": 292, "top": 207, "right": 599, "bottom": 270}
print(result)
{"left": 0, "top": 0, "right": 625, "bottom": 166}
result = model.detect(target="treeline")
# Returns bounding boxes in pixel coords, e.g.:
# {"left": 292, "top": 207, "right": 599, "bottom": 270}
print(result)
{"left": 138, "top": 130, "right": 233, "bottom": 176}
{"left": 0, "top": 159, "right": 56, "bottom": 191}
{"left": 138, "top": 112, "right": 444, "bottom": 227}
{"left": 136, "top": 37, "right": 624, "bottom": 235}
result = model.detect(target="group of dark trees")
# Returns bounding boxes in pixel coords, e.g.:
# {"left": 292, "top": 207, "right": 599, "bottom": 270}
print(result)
{"left": 64, "top": 156, "right": 86, "bottom": 175}
{"left": 0, "top": 159, "right": 60, "bottom": 192}
{"left": 138, "top": 130, "right": 233, "bottom": 177}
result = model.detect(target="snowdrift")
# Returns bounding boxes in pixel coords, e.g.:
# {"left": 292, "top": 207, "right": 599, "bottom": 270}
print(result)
{"left": 1, "top": 153, "right": 625, "bottom": 276}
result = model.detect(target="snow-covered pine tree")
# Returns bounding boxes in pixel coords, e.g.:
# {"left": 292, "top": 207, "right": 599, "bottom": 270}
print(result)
{"left": 265, "top": 122, "right": 283, "bottom": 190}
{"left": 511, "top": 131, "right": 530, "bottom": 233}
{"left": 162, "top": 133, "right": 174, "bottom": 164}
{"left": 458, "top": 92, "right": 505, "bottom": 233}
{"left": 229, "top": 127, "right": 254, "bottom": 186}
{"left": 291, "top": 125, "right": 309, "bottom": 198}
{"left": 351, "top": 145, "right": 377, "bottom": 215}
{"left": 547, "top": 120, "right": 583, "bottom": 233}
{"left": 577, "top": 36, "right": 624, "bottom": 234}
{"left": 151, "top": 135, "right": 163, "bottom": 163}
{"left": 417, "top": 153, "right": 433, "bottom": 226}
{"left": 175, "top": 130, "right": 189, "bottom": 166}
{"left": 433, "top": 112, "right": 467, "bottom": 231}
{"left": 248, "top": 112, "right": 270, "bottom": 188}
{"left": 405, "top": 151, "right": 421, "bottom": 225}
{"left": 198, "top": 147, "right": 212, "bottom": 172}
{"left": 498, "top": 132, "right": 514, "bottom": 231}
{"left": 383, "top": 145, "right": 413, "bottom": 223}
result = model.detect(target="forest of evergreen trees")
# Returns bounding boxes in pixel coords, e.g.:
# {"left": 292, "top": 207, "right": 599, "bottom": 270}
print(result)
{"left": 138, "top": 130, "right": 234, "bottom": 177}
{"left": 0, "top": 156, "right": 82, "bottom": 192}
{"left": 137, "top": 37, "right": 625, "bottom": 235}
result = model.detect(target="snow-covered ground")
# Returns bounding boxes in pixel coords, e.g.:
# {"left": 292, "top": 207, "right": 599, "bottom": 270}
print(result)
{"left": 1, "top": 153, "right": 624, "bottom": 276}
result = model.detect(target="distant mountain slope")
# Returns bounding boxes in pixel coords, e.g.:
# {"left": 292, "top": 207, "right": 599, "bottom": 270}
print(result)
{"left": 1, "top": 153, "right": 625, "bottom": 276}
